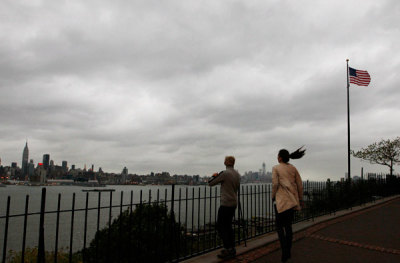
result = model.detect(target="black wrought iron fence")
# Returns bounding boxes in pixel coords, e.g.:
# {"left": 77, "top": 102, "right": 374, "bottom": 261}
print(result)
{"left": 1, "top": 175, "right": 399, "bottom": 262}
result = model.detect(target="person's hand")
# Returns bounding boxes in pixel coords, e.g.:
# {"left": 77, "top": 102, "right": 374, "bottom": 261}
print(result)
{"left": 300, "top": 200, "right": 305, "bottom": 208}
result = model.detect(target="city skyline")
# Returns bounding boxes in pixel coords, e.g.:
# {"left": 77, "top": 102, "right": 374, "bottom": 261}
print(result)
{"left": 1, "top": 141, "right": 272, "bottom": 177}
{"left": 0, "top": 140, "right": 394, "bottom": 179}
{"left": 1, "top": 1, "right": 400, "bottom": 180}
{"left": 7, "top": 141, "right": 100, "bottom": 173}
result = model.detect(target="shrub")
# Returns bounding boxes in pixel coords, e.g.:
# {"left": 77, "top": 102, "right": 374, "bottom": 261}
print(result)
{"left": 82, "top": 202, "right": 185, "bottom": 263}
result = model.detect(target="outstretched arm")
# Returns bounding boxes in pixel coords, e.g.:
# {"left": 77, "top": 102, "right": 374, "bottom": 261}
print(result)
{"left": 208, "top": 171, "right": 224, "bottom": 186}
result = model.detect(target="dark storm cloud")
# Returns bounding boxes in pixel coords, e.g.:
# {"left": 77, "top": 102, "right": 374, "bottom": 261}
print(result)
{"left": 1, "top": 0, "right": 399, "bottom": 179}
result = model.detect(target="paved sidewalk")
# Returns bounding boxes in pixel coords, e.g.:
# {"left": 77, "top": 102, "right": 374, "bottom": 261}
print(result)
{"left": 228, "top": 197, "right": 400, "bottom": 263}
{"left": 183, "top": 195, "right": 400, "bottom": 263}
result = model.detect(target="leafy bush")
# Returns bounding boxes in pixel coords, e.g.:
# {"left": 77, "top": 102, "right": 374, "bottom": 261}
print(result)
{"left": 82, "top": 202, "right": 185, "bottom": 263}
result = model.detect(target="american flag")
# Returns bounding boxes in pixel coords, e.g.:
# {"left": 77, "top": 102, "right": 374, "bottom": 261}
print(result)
{"left": 349, "top": 67, "right": 371, "bottom": 86}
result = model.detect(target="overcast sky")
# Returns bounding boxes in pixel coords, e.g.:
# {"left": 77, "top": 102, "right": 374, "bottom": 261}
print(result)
{"left": 1, "top": 0, "right": 399, "bottom": 180}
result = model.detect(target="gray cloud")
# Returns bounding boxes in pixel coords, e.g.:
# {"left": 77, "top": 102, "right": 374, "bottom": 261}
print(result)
{"left": 1, "top": 0, "right": 400, "bottom": 179}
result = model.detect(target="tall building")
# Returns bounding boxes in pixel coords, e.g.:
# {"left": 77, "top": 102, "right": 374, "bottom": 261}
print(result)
{"left": 11, "top": 162, "right": 17, "bottom": 177}
{"left": 22, "top": 142, "right": 29, "bottom": 176}
{"left": 121, "top": 167, "right": 128, "bottom": 184}
{"left": 38, "top": 164, "right": 47, "bottom": 184}
{"left": 62, "top": 161, "right": 68, "bottom": 173}
{"left": 262, "top": 162, "right": 266, "bottom": 176}
{"left": 28, "top": 159, "right": 35, "bottom": 177}
{"left": 43, "top": 154, "right": 50, "bottom": 170}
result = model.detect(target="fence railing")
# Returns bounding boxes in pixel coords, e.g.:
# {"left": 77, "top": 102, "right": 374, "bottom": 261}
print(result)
{"left": 1, "top": 175, "right": 400, "bottom": 262}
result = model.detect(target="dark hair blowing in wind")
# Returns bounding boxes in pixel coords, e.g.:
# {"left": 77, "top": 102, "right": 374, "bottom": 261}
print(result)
{"left": 278, "top": 146, "right": 306, "bottom": 163}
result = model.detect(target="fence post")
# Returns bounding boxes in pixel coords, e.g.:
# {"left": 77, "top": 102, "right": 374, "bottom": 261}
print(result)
{"left": 69, "top": 193, "right": 76, "bottom": 263}
{"left": 37, "top": 187, "right": 46, "bottom": 263}
{"left": 2, "top": 196, "right": 10, "bottom": 263}
{"left": 171, "top": 184, "right": 175, "bottom": 216}
{"left": 22, "top": 195, "right": 30, "bottom": 263}
{"left": 170, "top": 184, "right": 175, "bottom": 260}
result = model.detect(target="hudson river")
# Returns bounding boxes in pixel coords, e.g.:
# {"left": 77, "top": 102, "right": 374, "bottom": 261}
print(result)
{"left": 1, "top": 184, "right": 271, "bottom": 257}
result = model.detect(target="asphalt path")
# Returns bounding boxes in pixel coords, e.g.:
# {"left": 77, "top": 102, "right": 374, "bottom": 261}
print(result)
{"left": 229, "top": 197, "right": 400, "bottom": 263}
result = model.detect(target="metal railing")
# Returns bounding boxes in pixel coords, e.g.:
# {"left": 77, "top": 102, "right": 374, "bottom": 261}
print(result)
{"left": 1, "top": 175, "right": 399, "bottom": 262}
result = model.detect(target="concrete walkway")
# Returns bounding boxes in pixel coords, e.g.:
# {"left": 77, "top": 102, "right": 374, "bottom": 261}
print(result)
{"left": 183, "top": 195, "right": 400, "bottom": 263}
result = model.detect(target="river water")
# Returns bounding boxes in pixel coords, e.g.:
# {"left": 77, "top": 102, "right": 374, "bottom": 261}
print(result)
{"left": 0, "top": 184, "right": 272, "bottom": 257}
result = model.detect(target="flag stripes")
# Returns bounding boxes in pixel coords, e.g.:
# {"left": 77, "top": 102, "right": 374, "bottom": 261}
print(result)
{"left": 349, "top": 67, "right": 371, "bottom": 86}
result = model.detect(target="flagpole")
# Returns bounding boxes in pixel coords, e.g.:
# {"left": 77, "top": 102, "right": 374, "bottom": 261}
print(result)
{"left": 346, "top": 59, "right": 351, "bottom": 181}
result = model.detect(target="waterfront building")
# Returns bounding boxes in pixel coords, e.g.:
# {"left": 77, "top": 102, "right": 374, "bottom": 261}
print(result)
{"left": 39, "top": 166, "right": 47, "bottom": 184}
{"left": 49, "top": 165, "right": 64, "bottom": 178}
{"left": 28, "top": 159, "right": 35, "bottom": 178}
{"left": 121, "top": 167, "right": 128, "bottom": 184}
{"left": 262, "top": 162, "right": 266, "bottom": 176}
{"left": 62, "top": 161, "right": 68, "bottom": 173}
{"left": 43, "top": 154, "right": 50, "bottom": 170}
{"left": 11, "top": 162, "right": 17, "bottom": 177}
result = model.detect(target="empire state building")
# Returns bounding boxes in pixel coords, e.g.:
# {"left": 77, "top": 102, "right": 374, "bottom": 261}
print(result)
{"left": 22, "top": 142, "right": 29, "bottom": 176}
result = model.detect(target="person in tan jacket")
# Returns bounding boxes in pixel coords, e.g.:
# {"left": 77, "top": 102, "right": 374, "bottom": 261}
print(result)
{"left": 272, "top": 147, "right": 305, "bottom": 263}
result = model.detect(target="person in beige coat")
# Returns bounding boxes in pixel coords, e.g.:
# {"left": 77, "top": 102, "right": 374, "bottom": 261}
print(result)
{"left": 272, "top": 147, "right": 305, "bottom": 263}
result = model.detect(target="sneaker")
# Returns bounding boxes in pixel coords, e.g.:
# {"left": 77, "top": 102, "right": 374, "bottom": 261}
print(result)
{"left": 217, "top": 249, "right": 229, "bottom": 259}
{"left": 217, "top": 248, "right": 236, "bottom": 259}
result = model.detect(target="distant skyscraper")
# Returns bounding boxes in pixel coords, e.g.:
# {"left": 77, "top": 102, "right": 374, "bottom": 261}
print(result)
{"left": 28, "top": 159, "right": 35, "bottom": 177}
{"left": 262, "top": 162, "right": 266, "bottom": 176}
{"left": 11, "top": 162, "right": 17, "bottom": 177}
{"left": 121, "top": 167, "right": 128, "bottom": 184}
{"left": 38, "top": 165, "right": 47, "bottom": 184}
{"left": 43, "top": 154, "right": 50, "bottom": 170}
{"left": 22, "top": 142, "right": 29, "bottom": 176}
{"left": 62, "top": 161, "right": 68, "bottom": 173}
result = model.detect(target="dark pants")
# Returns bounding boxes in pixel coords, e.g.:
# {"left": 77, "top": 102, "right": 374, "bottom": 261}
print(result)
{"left": 275, "top": 207, "right": 294, "bottom": 261}
{"left": 217, "top": 206, "right": 236, "bottom": 249}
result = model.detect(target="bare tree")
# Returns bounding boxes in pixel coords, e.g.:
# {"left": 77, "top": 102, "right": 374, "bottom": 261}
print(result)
{"left": 351, "top": 137, "right": 400, "bottom": 177}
